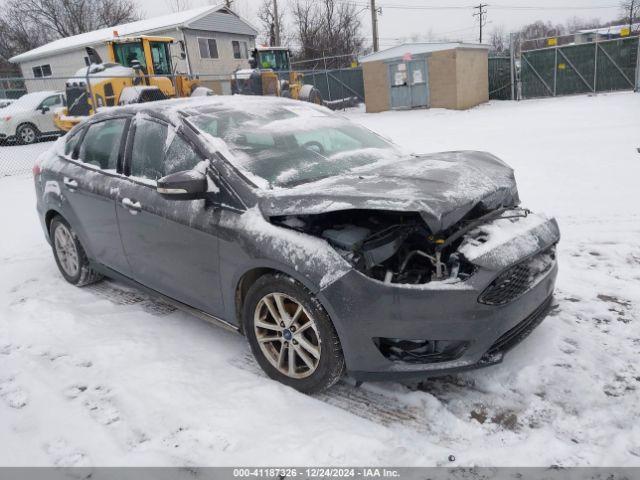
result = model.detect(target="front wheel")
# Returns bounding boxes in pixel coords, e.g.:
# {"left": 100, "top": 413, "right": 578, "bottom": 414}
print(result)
{"left": 243, "top": 274, "right": 345, "bottom": 393}
{"left": 50, "top": 216, "right": 102, "bottom": 286}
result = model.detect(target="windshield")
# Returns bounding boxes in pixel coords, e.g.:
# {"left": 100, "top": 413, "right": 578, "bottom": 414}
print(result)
{"left": 256, "top": 50, "right": 290, "bottom": 71}
{"left": 190, "top": 102, "right": 401, "bottom": 188}
{"left": 113, "top": 42, "right": 147, "bottom": 71}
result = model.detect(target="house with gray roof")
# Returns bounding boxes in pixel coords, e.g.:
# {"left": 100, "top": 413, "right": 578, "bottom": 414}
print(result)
{"left": 9, "top": 3, "right": 258, "bottom": 93}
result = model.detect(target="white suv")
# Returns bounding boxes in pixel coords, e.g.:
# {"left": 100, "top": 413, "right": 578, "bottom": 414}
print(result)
{"left": 0, "top": 91, "right": 65, "bottom": 145}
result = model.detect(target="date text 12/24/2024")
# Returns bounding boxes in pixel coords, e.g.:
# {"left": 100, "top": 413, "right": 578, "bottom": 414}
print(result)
{"left": 232, "top": 468, "right": 401, "bottom": 478}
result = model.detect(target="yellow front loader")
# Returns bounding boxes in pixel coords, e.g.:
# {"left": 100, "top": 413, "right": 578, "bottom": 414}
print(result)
{"left": 55, "top": 35, "right": 204, "bottom": 132}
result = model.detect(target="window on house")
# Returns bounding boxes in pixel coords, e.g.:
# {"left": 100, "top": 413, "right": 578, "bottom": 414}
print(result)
{"left": 32, "top": 64, "right": 52, "bottom": 78}
{"left": 232, "top": 41, "right": 248, "bottom": 59}
{"left": 198, "top": 38, "right": 219, "bottom": 59}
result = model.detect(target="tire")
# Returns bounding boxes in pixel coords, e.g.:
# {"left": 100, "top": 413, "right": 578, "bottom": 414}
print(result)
{"left": 243, "top": 274, "right": 345, "bottom": 393}
{"left": 49, "top": 216, "right": 102, "bottom": 287}
{"left": 16, "top": 123, "right": 39, "bottom": 145}
{"left": 299, "top": 84, "right": 323, "bottom": 105}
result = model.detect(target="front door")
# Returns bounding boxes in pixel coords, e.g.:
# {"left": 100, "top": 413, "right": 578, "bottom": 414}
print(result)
{"left": 388, "top": 59, "right": 429, "bottom": 109}
{"left": 36, "top": 94, "right": 64, "bottom": 132}
{"left": 116, "top": 116, "right": 224, "bottom": 316}
{"left": 60, "top": 117, "right": 132, "bottom": 276}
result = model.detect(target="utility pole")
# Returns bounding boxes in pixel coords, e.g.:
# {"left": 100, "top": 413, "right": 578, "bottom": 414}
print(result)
{"left": 473, "top": 3, "right": 488, "bottom": 44}
{"left": 370, "top": 0, "right": 380, "bottom": 52}
{"left": 273, "top": 0, "right": 281, "bottom": 46}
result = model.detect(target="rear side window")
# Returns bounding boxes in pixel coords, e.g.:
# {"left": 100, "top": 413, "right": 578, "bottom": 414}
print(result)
{"left": 130, "top": 118, "right": 201, "bottom": 181}
{"left": 78, "top": 118, "right": 127, "bottom": 170}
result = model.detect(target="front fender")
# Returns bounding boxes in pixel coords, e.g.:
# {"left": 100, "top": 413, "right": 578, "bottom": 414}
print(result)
{"left": 216, "top": 207, "right": 352, "bottom": 325}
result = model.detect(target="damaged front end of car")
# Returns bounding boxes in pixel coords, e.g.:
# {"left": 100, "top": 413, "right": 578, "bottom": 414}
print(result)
{"left": 254, "top": 151, "right": 560, "bottom": 379}
{"left": 270, "top": 205, "right": 558, "bottom": 290}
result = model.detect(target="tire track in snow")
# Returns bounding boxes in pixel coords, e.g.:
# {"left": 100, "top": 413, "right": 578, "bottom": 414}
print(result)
{"left": 229, "top": 353, "right": 432, "bottom": 432}
{"left": 85, "top": 281, "right": 177, "bottom": 316}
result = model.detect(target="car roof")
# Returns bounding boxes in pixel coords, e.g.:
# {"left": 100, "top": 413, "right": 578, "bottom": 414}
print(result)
{"left": 93, "top": 94, "right": 331, "bottom": 126}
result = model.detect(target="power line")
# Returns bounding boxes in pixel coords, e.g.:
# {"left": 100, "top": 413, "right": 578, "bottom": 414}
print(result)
{"left": 337, "top": 0, "right": 619, "bottom": 11}
{"left": 473, "top": 3, "right": 488, "bottom": 43}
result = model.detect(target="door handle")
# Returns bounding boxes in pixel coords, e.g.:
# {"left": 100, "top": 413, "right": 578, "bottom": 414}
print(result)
{"left": 63, "top": 177, "right": 78, "bottom": 190}
{"left": 122, "top": 197, "right": 142, "bottom": 214}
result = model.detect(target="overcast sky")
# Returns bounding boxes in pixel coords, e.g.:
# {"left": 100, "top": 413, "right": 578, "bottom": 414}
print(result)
{"left": 137, "top": 0, "right": 624, "bottom": 46}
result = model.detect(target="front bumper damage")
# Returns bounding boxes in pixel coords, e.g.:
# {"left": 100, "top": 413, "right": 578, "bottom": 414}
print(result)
{"left": 318, "top": 214, "right": 560, "bottom": 381}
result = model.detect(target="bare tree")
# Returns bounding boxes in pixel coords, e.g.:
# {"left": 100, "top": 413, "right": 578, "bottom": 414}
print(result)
{"left": 620, "top": 0, "right": 640, "bottom": 32}
{"left": 291, "top": 0, "right": 364, "bottom": 68}
{"left": 488, "top": 26, "right": 507, "bottom": 53}
{"left": 257, "top": 0, "right": 286, "bottom": 47}
{"left": 0, "top": 0, "right": 141, "bottom": 62}
{"left": 565, "top": 16, "right": 601, "bottom": 34}
{"left": 165, "top": 0, "right": 192, "bottom": 13}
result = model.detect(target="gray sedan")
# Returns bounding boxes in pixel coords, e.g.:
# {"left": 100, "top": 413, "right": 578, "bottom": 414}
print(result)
{"left": 33, "top": 96, "right": 559, "bottom": 393}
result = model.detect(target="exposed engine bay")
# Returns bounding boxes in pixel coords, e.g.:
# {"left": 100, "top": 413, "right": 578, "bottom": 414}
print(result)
{"left": 270, "top": 207, "right": 533, "bottom": 285}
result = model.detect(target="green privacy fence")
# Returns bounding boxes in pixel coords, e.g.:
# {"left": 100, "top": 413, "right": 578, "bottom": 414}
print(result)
{"left": 300, "top": 67, "right": 365, "bottom": 103}
{"left": 521, "top": 36, "right": 639, "bottom": 99}
{"left": 489, "top": 56, "right": 512, "bottom": 100}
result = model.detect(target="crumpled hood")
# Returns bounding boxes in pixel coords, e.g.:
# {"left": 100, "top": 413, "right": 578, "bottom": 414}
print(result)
{"left": 259, "top": 150, "right": 520, "bottom": 233}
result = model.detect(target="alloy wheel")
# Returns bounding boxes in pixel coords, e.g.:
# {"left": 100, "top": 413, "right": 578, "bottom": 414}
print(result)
{"left": 253, "top": 292, "right": 322, "bottom": 379}
{"left": 54, "top": 224, "right": 80, "bottom": 277}
{"left": 19, "top": 126, "right": 36, "bottom": 144}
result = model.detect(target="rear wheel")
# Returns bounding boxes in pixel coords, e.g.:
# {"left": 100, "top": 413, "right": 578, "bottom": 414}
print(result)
{"left": 243, "top": 274, "right": 345, "bottom": 393}
{"left": 50, "top": 216, "right": 102, "bottom": 286}
{"left": 16, "top": 124, "right": 38, "bottom": 145}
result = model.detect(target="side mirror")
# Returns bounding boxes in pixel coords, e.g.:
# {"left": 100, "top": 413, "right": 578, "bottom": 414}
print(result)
{"left": 40, "top": 106, "right": 50, "bottom": 114}
{"left": 157, "top": 170, "right": 207, "bottom": 200}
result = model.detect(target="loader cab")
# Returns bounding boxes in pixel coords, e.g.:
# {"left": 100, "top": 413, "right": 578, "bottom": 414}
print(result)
{"left": 252, "top": 47, "right": 291, "bottom": 72}
{"left": 108, "top": 36, "right": 175, "bottom": 76}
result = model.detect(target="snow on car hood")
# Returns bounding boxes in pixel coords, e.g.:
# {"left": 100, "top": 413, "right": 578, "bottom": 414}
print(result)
{"left": 259, "top": 150, "right": 520, "bottom": 233}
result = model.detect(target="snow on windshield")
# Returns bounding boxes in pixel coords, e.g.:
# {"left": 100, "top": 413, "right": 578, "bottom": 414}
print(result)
{"left": 189, "top": 100, "right": 401, "bottom": 188}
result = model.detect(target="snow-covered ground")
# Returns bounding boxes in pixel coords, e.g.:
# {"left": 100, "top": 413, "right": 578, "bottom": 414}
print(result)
{"left": 1, "top": 92, "right": 639, "bottom": 467}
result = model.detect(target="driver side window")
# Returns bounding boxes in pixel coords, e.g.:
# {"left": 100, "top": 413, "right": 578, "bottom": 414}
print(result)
{"left": 129, "top": 118, "right": 202, "bottom": 181}
{"left": 39, "top": 95, "right": 62, "bottom": 110}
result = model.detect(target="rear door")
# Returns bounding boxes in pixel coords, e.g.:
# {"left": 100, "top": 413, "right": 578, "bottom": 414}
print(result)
{"left": 116, "top": 116, "right": 225, "bottom": 316}
{"left": 58, "top": 117, "right": 132, "bottom": 276}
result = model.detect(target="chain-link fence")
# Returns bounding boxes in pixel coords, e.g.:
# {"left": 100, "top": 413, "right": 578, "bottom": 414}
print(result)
{"left": 488, "top": 56, "right": 512, "bottom": 100}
